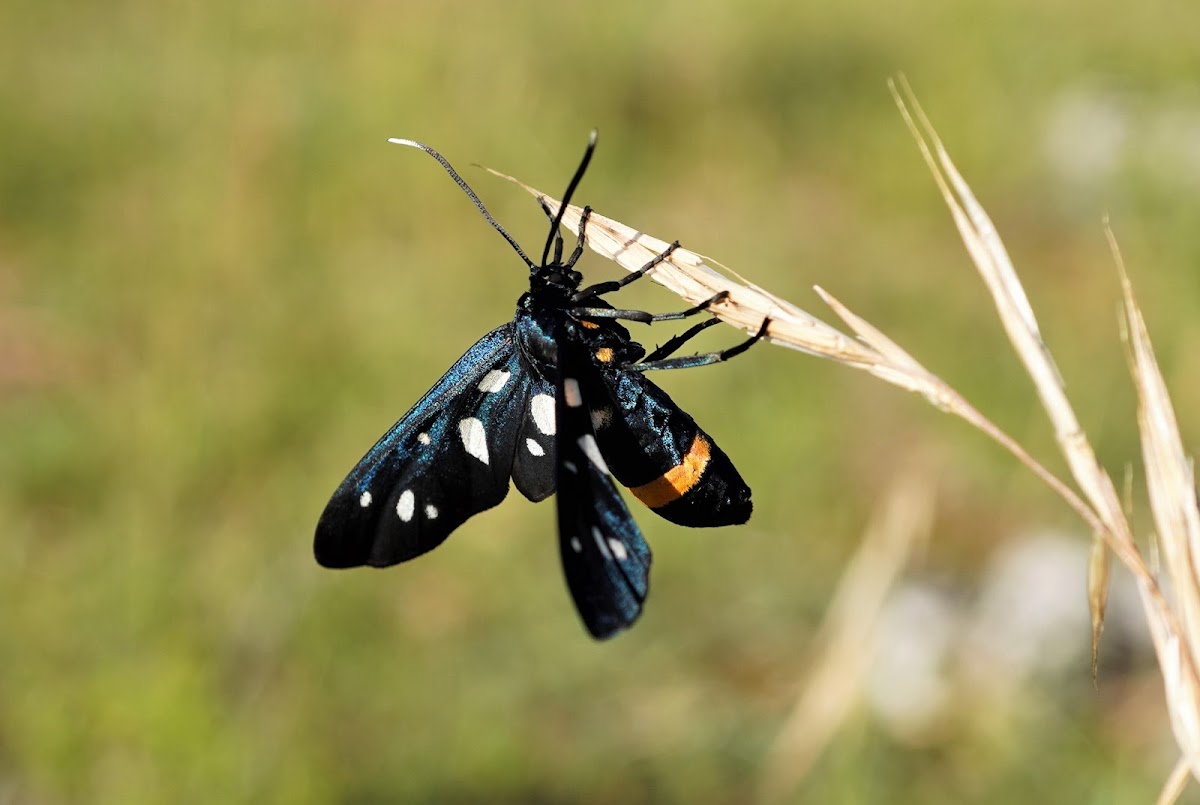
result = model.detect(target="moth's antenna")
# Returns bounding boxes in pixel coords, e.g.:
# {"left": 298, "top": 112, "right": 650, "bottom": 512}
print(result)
{"left": 540, "top": 129, "right": 598, "bottom": 268}
{"left": 388, "top": 138, "right": 534, "bottom": 269}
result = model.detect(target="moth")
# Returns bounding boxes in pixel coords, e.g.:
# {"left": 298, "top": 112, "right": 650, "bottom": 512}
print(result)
{"left": 315, "top": 132, "right": 767, "bottom": 638}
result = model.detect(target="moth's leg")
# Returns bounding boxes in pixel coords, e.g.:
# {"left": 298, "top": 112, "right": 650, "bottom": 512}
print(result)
{"left": 570, "top": 241, "right": 680, "bottom": 303}
{"left": 636, "top": 292, "right": 734, "bottom": 360}
{"left": 538, "top": 200, "right": 567, "bottom": 265}
{"left": 571, "top": 290, "right": 730, "bottom": 326}
{"left": 630, "top": 318, "right": 771, "bottom": 372}
{"left": 640, "top": 318, "right": 721, "bottom": 363}
{"left": 564, "top": 206, "right": 593, "bottom": 270}
{"left": 538, "top": 203, "right": 594, "bottom": 269}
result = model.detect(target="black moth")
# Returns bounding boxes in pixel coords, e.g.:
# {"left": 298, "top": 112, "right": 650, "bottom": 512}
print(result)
{"left": 314, "top": 132, "right": 768, "bottom": 639}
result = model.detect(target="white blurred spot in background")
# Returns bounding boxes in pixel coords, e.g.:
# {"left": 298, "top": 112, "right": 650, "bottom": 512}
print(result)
{"left": 866, "top": 532, "right": 1153, "bottom": 743}
{"left": 1043, "top": 86, "right": 1200, "bottom": 193}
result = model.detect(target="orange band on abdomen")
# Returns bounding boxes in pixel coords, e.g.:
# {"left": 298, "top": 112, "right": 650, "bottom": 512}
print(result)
{"left": 628, "top": 434, "right": 711, "bottom": 509}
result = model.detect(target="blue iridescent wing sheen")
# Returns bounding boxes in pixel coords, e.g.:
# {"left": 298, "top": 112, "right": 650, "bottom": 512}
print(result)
{"left": 314, "top": 323, "right": 533, "bottom": 568}
{"left": 555, "top": 341, "right": 652, "bottom": 639}
{"left": 591, "top": 369, "right": 752, "bottom": 527}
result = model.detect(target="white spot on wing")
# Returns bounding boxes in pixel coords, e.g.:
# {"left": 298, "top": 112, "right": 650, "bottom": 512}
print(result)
{"left": 459, "top": 417, "right": 489, "bottom": 464}
{"left": 570, "top": 537, "right": 582, "bottom": 553}
{"left": 590, "top": 407, "right": 611, "bottom": 430}
{"left": 531, "top": 394, "right": 555, "bottom": 435}
{"left": 417, "top": 432, "right": 431, "bottom": 445}
{"left": 591, "top": 526, "right": 611, "bottom": 559}
{"left": 477, "top": 369, "right": 511, "bottom": 393}
{"left": 425, "top": 504, "right": 438, "bottom": 520}
{"left": 608, "top": 538, "right": 628, "bottom": 561}
{"left": 359, "top": 491, "right": 372, "bottom": 507}
{"left": 396, "top": 490, "right": 415, "bottom": 522}
{"left": 563, "top": 378, "right": 583, "bottom": 408}
{"left": 577, "top": 434, "right": 609, "bottom": 474}
{"left": 526, "top": 438, "right": 545, "bottom": 457}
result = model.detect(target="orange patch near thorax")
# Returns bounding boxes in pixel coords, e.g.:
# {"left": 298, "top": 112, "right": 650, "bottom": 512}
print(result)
{"left": 628, "top": 433, "right": 711, "bottom": 509}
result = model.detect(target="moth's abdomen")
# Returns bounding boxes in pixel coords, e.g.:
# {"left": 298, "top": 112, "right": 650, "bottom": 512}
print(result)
{"left": 595, "top": 372, "right": 752, "bottom": 528}
{"left": 625, "top": 432, "right": 752, "bottom": 526}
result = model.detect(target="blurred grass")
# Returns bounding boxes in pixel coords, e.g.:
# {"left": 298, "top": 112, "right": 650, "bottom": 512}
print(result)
{"left": 3, "top": 0, "right": 1200, "bottom": 802}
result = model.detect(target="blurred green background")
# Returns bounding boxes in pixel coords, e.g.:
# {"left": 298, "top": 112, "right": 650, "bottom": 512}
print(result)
{"left": 4, "top": 0, "right": 1200, "bottom": 802}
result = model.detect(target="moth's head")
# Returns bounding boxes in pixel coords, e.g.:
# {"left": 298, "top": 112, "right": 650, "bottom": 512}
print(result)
{"left": 528, "top": 264, "right": 582, "bottom": 293}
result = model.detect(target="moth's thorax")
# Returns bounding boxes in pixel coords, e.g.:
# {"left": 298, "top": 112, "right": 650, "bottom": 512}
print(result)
{"left": 515, "top": 301, "right": 647, "bottom": 374}
{"left": 514, "top": 269, "right": 578, "bottom": 369}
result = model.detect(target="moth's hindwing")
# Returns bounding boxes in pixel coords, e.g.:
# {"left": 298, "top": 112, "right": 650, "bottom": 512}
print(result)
{"left": 510, "top": 372, "right": 557, "bottom": 503}
{"left": 592, "top": 370, "right": 752, "bottom": 527}
{"left": 314, "top": 323, "right": 531, "bottom": 568}
{"left": 555, "top": 342, "right": 651, "bottom": 639}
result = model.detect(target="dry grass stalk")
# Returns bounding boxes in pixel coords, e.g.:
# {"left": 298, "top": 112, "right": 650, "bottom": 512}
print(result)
{"left": 894, "top": 80, "right": 1200, "bottom": 798}
{"left": 486, "top": 82, "right": 1200, "bottom": 799}
{"left": 1112, "top": 228, "right": 1200, "bottom": 799}
{"left": 759, "top": 467, "right": 934, "bottom": 803}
